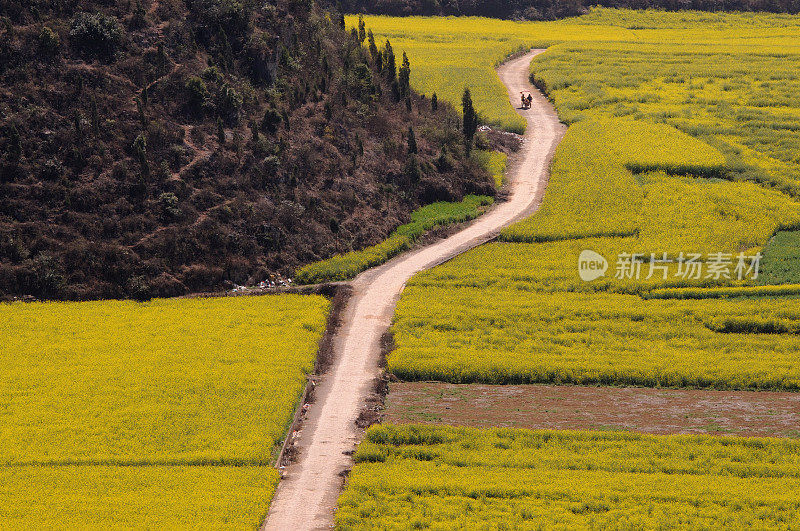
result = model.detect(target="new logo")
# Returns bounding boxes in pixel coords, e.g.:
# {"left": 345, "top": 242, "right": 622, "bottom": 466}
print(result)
{"left": 578, "top": 250, "right": 608, "bottom": 282}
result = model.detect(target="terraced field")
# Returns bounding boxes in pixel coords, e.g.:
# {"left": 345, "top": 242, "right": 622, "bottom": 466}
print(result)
{"left": 0, "top": 295, "right": 329, "bottom": 527}
{"left": 358, "top": 9, "right": 800, "bottom": 390}
{"left": 338, "top": 425, "right": 800, "bottom": 529}
{"left": 335, "top": 9, "right": 800, "bottom": 528}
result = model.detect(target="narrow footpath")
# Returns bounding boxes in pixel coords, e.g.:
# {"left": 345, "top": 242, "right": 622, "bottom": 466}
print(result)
{"left": 263, "top": 49, "right": 566, "bottom": 530}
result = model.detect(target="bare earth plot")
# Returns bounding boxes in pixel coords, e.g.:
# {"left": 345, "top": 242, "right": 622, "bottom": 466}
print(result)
{"left": 385, "top": 382, "right": 800, "bottom": 439}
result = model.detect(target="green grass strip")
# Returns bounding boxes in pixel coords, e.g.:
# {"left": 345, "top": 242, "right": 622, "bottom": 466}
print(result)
{"left": 295, "top": 195, "right": 493, "bottom": 284}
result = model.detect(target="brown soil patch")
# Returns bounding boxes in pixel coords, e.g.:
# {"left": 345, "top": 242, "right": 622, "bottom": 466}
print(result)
{"left": 385, "top": 382, "right": 800, "bottom": 438}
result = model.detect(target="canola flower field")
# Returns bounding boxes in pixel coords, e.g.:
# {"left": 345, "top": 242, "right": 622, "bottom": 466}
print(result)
{"left": 337, "top": 425, "right": 800, "bottom": 529}
{"left": 358, "top": 10, "right": 800, "bottom": 390}
{"left": 391, "top": 239, "right": 800, "bottom": 389}
{"left": 0, "top": 294, "right": 329, "bottom": 527}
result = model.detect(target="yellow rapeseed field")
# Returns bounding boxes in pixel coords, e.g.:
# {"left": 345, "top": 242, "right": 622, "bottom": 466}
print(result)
{"left": 337, "top": 425, "right": 800, "bottom": 529}
{"left": 362, "top": 9, "right": 800, "bottom": 389}
{"left": 391, "top": 240, "right": 800, "bottom": 390}
{"left": 0, "top": 294, "right": 329, "bottom": 526}
{"left": 0, "top": 465, "right": 278, "bottom": 529}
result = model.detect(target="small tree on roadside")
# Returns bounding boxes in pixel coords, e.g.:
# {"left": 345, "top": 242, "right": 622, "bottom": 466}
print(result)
{"left": 462, "top": 88, "right": 478, "bottom": 155}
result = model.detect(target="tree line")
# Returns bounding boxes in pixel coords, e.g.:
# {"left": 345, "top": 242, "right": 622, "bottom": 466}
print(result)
{"left": 337, "top": 0, "right": 799, "bottom": 20}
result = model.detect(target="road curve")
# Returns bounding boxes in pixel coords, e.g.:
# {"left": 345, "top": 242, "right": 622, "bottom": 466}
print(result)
{"left": 262, "top": 49, "right": 566, "bottom": 531}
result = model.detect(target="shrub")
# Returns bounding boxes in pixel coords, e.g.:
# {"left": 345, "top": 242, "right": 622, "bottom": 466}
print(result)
{"left": 69, "top": 12, "right": 125, "bottom": 60}
{"left": 37, "top": 26, "right": 60, "bottom": 58}
{"left": 159, "top": 192, "right": 182, "bottom": 221}
{"left": 261, "top": 107, "right": 281, "bottom": 134}
{"left": 189, "top": 0, "right": 249, "bottom": 45}
{"left": 216, "top": 84, "right": 242, "bottom": 123}
{"left": 185, "top": 76, "right": 209, "bottom": 116}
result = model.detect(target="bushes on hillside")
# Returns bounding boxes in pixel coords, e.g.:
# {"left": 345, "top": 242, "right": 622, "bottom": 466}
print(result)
{"left": 69, "top": 12, "right": 124, "bottom": 60}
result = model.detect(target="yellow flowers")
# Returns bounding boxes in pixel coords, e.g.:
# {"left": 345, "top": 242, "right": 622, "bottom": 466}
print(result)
{"left": 0, "top": 465, "right": 279, "bottom": 529}
{"left": 337, "top": 425, "right": 800, "bottom": 529}
{"left": 0, "top": 294, "right": 328, "bottom": 526}
{"left": 389, "top": 239, "right": 800, "bottom": 390}
{"left": 497, "top": 118, "right": 799, "bottom": 251}
{"left": 364, "top": 9, "right": 800, "bottom": 392}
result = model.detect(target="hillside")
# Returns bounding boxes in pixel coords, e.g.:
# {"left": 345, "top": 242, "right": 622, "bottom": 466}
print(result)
{"left": 0, "top": 0, "right": 494, "bottom": 301}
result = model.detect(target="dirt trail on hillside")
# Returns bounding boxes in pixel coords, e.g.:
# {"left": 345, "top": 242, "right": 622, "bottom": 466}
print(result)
{"left": 262, "top": 50, "right": 566, "bottom": 531}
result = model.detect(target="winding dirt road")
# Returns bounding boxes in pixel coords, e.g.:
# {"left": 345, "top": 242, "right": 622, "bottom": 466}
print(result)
{"left": 262, "top": 49, "right": 566, "bottom": 530}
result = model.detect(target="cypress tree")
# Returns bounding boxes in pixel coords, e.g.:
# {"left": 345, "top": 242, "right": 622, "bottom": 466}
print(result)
{"left": 250, "top": 119, "right": 259, "bottom": 142}
{"left": 73, "top": 110, "right": 83, "bottom": 141}
{"left": 367, "top": 30, "right": 379, "bottom": 64}
{"left": 399, "top": 52, "right": 411, "bottom": 98}
{"left": 90, "top": 97, "right": 100, "bottom": 137}
{"left": 407, "top": 126, "right": 417, "bottom": 154}
{"left": 383, "top": 40, "right": 396, "bottom": 81}
{"left": 462, "top": 88, "right": 478, "bottom": 155}
{"left": 358, "top": 16, "right": 366, "bottom": 43}
{"left": 134, "top": 134, "right": 149, "bottom": 178}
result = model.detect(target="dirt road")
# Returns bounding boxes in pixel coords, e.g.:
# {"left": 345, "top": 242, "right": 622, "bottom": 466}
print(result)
{"left": 262, "top": 49, "right": 566, "bottom": 530}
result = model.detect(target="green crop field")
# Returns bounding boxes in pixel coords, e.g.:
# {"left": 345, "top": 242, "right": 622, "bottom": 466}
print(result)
{"left": 296, "top": 195, "right": 493, "bottom": 284}
{"left": 356, "top": 10, "right": 800, "bottom": 389}
{"left": 761, "top": 230, "right": 800, "bottom": 285}
{"left": 0, "top": 294, "right": 329, "bottom": 527}
{"left": 337, "top": 425, "right": 800, "bottom": 529}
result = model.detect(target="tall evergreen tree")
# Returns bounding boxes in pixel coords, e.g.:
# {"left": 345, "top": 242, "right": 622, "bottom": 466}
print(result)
{"left": 383, "top": 40, "right": 396, "bottom": 81}
{"left": 367, "top": 29, "right": 379, "bottom": 64}
{"left": 462, "top": 88, "right": 478, "bottom": 155}
{"left": 399, "top": 51, "right": 411, "bottom": 98}
{"left": 407, "top": 125, "right": 418, "bottom": 154}
{"left": 358, "top": 15, "right": 366, "bottom": 43}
